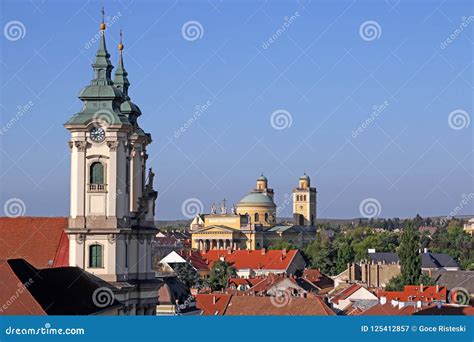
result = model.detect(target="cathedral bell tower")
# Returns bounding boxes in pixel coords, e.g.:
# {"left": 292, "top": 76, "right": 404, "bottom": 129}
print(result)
{"left": 293, "top": 173, "right": 317, "bottom": 226}
{"left": 64, "top": 12, "right": 157, "bottom": 285}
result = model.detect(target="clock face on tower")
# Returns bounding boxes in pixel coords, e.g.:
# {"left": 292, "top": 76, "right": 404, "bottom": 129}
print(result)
{"left": 90, "top": 126, "right": 105, "bottom": 142}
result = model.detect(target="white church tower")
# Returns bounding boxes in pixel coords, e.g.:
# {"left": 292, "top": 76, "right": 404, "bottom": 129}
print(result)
{"left": 64, "top": 12, "right": 158, "bottom": 315}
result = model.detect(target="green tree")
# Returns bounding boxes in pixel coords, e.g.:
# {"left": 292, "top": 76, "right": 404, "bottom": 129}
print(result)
{"left": 268, "top": 239, "right": 298, "bottom": 250}
{"left": 173, "top": 263, "right": 201, "bottom": 289}
{"left": 335, "top": 240, "right": 354, "bottom": 274}
{"left": 304, "top": 233, "right": 335, "bottom": 275}
{"left": 398, "top": 222, "right": 421, "bottom": 285}
{"left": 208, "top": 261, "right": 237, "bottom": 291}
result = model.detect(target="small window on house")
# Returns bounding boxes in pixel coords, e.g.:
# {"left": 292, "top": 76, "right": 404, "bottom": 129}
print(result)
{"left": 89, "top": 244, "right": 103, "bottom": 268}
{"left": 254, "top": 213, "right": 259, "bottom": 222}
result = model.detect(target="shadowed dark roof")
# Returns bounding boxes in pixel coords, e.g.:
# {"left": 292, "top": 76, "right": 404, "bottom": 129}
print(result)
{"left": 5, "top": 259, "right": 121, "bottom": 315}
{"left": 368, "top": 252, "right": 459, "bottom": 269}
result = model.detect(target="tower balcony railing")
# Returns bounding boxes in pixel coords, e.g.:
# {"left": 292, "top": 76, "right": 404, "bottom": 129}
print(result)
{"left": 88, "top": 183, "right": 107, "bottom": 192}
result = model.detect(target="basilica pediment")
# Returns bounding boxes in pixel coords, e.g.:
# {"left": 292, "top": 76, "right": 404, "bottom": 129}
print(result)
{"left": 192, "top": 225, "right": 239, "bottom": 234}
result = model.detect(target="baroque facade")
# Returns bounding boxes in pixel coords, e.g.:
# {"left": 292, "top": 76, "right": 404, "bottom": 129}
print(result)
{"left": 190, "top": 174, "right": 317, "bottom": 250}
{"left": 64, "top": 15, "right": 159, "bottom": 315}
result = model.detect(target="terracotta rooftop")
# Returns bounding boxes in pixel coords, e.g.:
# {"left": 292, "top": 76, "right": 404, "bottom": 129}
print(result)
{"left": 378, "top": 285, "right": 447, "bottom": 303}
{"left": 361, "top": 302, "right": 474, "bottom": 316}
{"left": 330, "top": 284, "right": 363, "bottom": 304}
{"left": 224, "top": 295, "right": 335, "bottom": 316}
{"left": 195, "top": 293, "right": 232, "bottom": 315}
{"left": 0, "top": 259, "right": 45, "bottom": 315}
{"left": 0, "top": 217, "right": 69, "bottom": 269}
{"left": 195, "top": 292, "right": 335, "bottom": 315}
{"left": 198, "top": 249, "right": 299, "bottom": 271}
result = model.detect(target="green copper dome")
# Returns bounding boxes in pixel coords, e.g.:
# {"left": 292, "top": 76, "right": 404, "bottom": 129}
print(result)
{"left": 257, "top": 174, "right": 268, "bottom": 182}
{"left": 237, "top": 193, "right": 275, "bottom": 206}
{"left": 300, "top": 173, "right": 310, "bottom": 181}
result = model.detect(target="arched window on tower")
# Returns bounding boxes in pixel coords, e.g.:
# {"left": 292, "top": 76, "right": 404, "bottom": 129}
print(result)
{"left": 89, "top": 162, "right": 105, "bottom": 191}
{"left": 254, "top": 213, "right": 259, "bottom": 222}
{"left": 265, "top": 212, "right": 269, "bottom": 222}
{"left": 89, "top": 244, "right": 103, "bottom": 268}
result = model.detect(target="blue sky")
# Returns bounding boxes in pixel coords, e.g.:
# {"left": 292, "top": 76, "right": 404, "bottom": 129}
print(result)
{"left": 0, "top": 0, "right": 472, "bottom": 220}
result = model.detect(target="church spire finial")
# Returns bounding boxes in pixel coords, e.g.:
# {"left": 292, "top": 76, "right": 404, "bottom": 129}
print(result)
{"left": 118, "top": 29, "right": 124, "bottom": 54}
{"left": 100, "top": 7, "right": 106, "bottom": 31}
{"left": 114, "top": 29, "right": 130, "bottom": 98}
{"left": 90, "top": 7, "right": 113, "bottom": 86}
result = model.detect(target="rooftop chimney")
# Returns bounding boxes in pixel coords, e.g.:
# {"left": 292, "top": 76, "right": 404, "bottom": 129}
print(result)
{"left": 261, "top": 248, "right": 266, "bottom": 255}
{"left": 213, "top": 296, "right": 217, "bottom": 304}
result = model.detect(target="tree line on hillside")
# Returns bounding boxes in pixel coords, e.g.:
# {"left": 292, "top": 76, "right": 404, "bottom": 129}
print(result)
{"left": 273, "top": 216, "right": 474, "bottom": 276}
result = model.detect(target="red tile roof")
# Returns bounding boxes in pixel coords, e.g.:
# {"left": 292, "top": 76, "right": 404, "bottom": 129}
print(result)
{"left": 378, "top": 285, "right": 447, "bottom": 303}
{"left": 198, "top": 250, "right": 299, "bottom": 271}
{"left": 224, "top": 295, "right": 335, "bottom": 316}
{"left": 302, "top": 268, "right": 334, "bottom": 290}
{"left": 0, "top": 260, "right": 46, "bottom": 315}
{"left": 330, "top": 284, "right": 363, "bottom": 304}
{"left": 361, "top": 302, "right": 474, "bottom": 316}
{"left": 228, "top": 277, "right": 263, "bottom": 288}
{"left": 195, "top": 293, "right": 232, "bottom": 315}
{"left": 0, "top": 217, "right": 69, "bottom": 268}
{"left": 247, "top": 274, "right": 298, "bottom": 293}
{"left": 195, "top": 293, "right": 335, "bottom": 315}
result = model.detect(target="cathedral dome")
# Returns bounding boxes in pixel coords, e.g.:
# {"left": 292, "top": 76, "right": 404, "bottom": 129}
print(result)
{"left": 237, "top": 193, "right": 275, "bottom": 207}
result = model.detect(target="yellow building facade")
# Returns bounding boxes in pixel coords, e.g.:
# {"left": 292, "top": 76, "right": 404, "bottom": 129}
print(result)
{"left": 190, "top": 175, "right": 317, "bottom": 250}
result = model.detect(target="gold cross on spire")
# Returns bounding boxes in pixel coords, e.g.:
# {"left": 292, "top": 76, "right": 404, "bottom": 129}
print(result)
{"left": 118, "top": 29, "right": 124, "bottom": 53}
{"left": 100, "top": 7, "right": 106, "bottom": 31}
